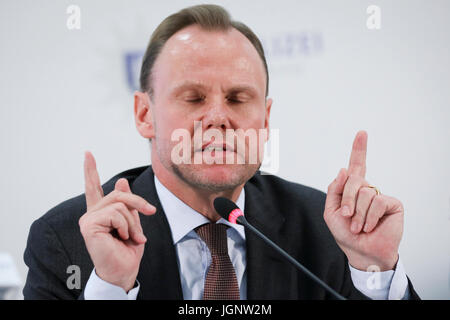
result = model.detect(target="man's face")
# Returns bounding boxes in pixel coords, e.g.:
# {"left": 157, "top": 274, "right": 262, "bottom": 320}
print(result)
{"left": 147, "top": 24, "right": 271, "bottom": 191}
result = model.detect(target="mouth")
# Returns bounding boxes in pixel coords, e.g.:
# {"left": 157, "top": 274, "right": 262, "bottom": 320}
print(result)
{"left": 197, "top": 142, "right": 235, "bottom": 153}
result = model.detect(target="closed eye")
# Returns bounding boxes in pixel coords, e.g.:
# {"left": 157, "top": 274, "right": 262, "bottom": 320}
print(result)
{"left": 226, "top": 92, "right": 251, "bottom": 104}
{"left": 187, "top": 98, "right": 203, "bottom": 103}
{"left": 185, "top": 96, "right": 205, "bottom": 104}
{"left": 227, "top": 97, "right": 243, "bottom": 104}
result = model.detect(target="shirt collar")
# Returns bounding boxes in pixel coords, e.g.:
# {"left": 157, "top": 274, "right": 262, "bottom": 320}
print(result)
{"left": 154, "top": 175, "right": 246, "bottom": 244}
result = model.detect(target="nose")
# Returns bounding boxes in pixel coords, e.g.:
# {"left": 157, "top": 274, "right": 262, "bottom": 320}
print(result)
{"left": 201, "top": 97, "right": 231, "bottom": 131}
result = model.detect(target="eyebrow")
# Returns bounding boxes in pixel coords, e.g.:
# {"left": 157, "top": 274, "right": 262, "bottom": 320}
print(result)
{"left": 170, "top": 81, "right": 258, "bottom": 97}
{"left": 227, "top": 85, "right": 258, "bottom": 96}
{"left": 170, "top": 81, "right": 209, "bottom": 96}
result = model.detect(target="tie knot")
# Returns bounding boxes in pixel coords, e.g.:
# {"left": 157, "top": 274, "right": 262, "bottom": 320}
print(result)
{"left": 195, "top": 223, "right": 229, "bottom": 255}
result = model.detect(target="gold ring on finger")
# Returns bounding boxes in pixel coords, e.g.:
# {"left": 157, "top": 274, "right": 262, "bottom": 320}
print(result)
{"left": 367, "top": 185, "right": 381, "bottom": 196}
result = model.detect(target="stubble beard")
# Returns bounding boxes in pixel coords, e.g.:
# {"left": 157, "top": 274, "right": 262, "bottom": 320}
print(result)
{"left": 171, "top": 162, "right": 260, "bottom": 192}
{"left": 155, "top": 137, "right": 260, "bottom": 192}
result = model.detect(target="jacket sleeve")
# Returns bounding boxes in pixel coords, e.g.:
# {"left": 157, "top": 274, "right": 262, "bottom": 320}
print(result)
{"left": 23, "top": 218, "right": 79, "bottom": 300}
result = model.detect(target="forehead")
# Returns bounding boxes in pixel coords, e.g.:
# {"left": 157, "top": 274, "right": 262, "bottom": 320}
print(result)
{"left": 152, "top": 24, "right": 266, "bottom": 94}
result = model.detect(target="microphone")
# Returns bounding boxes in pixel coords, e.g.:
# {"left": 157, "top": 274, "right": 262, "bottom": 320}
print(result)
{"left": 214, "top": 197, "right": 346, "bottom": 300}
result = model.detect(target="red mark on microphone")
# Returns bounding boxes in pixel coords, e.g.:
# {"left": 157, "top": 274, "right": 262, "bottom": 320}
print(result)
{"left": 229, "top": 208, "right": 243, "bottom": 224}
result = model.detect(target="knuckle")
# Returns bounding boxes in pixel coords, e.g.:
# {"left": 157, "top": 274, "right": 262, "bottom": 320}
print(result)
{"left": 78, "top": 213, "right": 94, "bottom": 237}
{"left": 341, "top": 196, "right": 353, "bottom": 207}
{"left": 78, "top": 215, "right": 86, "bottom": 230}
{"left": 111, "top": 190, "right": 122, "bottom": 201}
{"left": 114, "top": 210, "right": 126, "bottom": 223}
{"left": 114, "top": 202, "right": 128, "bottom": 212}
{"left": 112, "top": 207, "right": 122, "bottom": 217}
{"left": 373, "top": 195, "right": 384, "bottom": 206}
{"left": 112, "top": 190, "right": 121, "bottom": 200}
{"left": 327, "top": 182, "right": 334, "bottom": 192}
{"left": 359, "top": 187, "right": 371, "bottom": 197}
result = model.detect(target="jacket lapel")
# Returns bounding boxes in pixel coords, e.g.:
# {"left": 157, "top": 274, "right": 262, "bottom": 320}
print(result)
{"left": 244, "top": 174, "right": 288, "bottom": 299}
{"left": 131, "top": 166, "right": 183, "bottom": 299}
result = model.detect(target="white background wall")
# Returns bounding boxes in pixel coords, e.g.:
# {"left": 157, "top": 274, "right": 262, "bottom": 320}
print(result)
{"left": 0, "top": 0, "right": 449, "bottom": 299}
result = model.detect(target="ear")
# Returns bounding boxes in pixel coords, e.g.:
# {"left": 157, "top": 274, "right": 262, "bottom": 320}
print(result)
{"left": 263, "top": 98, "right": 273, "bottom": 142}
{"left": 134, "top": 91, "right": 155, "bottom": 140}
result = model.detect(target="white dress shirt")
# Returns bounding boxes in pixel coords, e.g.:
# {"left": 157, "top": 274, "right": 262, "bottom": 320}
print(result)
{"left": 84, "top": 175, "right": 410, "bottom": 300}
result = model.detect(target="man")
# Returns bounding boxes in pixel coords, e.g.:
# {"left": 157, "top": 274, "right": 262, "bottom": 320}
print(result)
{"left": 23, "top": 4, "right": 419, "bottom": 300}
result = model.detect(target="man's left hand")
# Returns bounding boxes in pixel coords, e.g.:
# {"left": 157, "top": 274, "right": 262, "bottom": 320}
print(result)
{"left": 323, "top": 131, "right": 404, "bottom": 271}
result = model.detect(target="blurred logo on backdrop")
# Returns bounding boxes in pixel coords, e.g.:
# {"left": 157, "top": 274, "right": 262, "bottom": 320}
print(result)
{"left": 124, "top": 51, "right": 143, "bottom": 92}
{"left": 123, "top": 31, "right": 324, "bottom": 92}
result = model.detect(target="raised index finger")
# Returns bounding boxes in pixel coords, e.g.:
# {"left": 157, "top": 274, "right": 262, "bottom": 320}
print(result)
{"left": 348, "top": 130, "right": 368, "bottom": 178}
{"left": 84, "top": 151, "right": 104, "bottom": 209}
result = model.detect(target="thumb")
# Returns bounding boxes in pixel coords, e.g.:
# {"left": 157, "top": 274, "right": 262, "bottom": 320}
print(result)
{"left": 324, "top": 168, "right": 348, "bottom": 215}
{"left": 114, "top": 178, "right": 156, "bottom": 216}
{"left": 115, "top": 178, "right": 131, "bottom": 193}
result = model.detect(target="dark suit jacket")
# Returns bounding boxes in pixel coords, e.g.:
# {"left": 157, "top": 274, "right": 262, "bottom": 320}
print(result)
{"left": 23, "top": 166, "right": 420, "bottom": 299}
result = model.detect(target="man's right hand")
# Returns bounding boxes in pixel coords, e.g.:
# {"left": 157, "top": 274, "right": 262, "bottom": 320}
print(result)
{"left": 79, "top": 151, "right": 156, "bottom": 292}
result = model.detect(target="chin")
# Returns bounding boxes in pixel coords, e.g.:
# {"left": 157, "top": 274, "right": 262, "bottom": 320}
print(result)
{"left": 172, "top": 163, "right": 259, "bottom": 192}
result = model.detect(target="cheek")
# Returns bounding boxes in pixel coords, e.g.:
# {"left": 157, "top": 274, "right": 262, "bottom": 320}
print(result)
{"left": 155, "top": 109, "right": 196, "bottom": 142}
{"left": 243, "top": 105, "right": 267, "bottom": 128}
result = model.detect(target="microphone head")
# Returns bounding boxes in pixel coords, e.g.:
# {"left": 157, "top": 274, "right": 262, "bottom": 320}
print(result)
{"left": 214, "top": 197, "right": 244, "bottom": 224}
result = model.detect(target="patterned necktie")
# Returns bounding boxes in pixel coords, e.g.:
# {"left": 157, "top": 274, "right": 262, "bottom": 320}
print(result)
{"left": 195, "top": 223, "right": 240, "bottom": 300}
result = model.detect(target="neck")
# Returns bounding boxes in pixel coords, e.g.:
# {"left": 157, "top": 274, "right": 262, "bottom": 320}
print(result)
{"left": 151, "top": 156, "right": 244, "bottom": 222}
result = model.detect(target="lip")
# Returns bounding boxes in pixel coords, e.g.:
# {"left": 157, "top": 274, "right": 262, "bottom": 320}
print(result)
{"left": 197, "top": 141, "right": 235, "bottom": 153}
